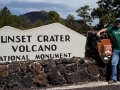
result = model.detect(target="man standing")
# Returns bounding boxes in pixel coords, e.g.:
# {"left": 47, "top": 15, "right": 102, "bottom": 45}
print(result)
{"left": 96, "top": 18, "right": 120, "bottom": 84}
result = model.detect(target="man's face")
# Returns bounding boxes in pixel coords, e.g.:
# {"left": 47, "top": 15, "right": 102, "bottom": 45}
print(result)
{"left": 115, "top": 20, "right": 120, "bottom": 27}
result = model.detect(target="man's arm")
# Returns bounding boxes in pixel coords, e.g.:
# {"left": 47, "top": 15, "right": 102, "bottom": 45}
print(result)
{"left": 96, "top": 28, "right": 107, "bottom": 37}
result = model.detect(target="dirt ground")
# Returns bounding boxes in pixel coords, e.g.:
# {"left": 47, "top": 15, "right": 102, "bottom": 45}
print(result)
{"left": 45, "top": 81, "right": 120, "bottom": 90}
{"left": 19, "top": 81, "right": 120, "bottom": 90}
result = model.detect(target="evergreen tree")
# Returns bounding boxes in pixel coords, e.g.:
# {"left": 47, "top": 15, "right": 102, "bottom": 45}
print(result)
{"left": 91, "top": 0, "right": 120, "bottom": 29}
{"left": 76, "top": 5, "right": 92, "bottom": 24}
{"left": 66, "top": 14, "right": 82, "bottom": 34}
{"left": 100, "top": 44, "right": 104, "bottom": 55}
{"left": 46, "top": 11, "right": 65, "bottom": 25}
{"left": 0, "top": 6, "right": 11, "bottom": 27}
{"left": 76, "top": 5, "right": 93, "bottom": 33}
{"left": 0, "top": 6, "right": 30, "bottom": 29}
{"left": 33, "top": 20, "right": 44, "bottom": 28}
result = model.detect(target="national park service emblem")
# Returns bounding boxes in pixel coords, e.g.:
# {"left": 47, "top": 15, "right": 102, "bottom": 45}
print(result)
{"left": 97, "top": 39, "right": 112, "bottom": 64}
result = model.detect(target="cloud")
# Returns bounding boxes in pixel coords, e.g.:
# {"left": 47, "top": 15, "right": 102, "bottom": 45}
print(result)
{"left": 0, "top": 0, "right": 98, "bottom": 7}
{"left": 0, "top": 0, "right": 99, "bottom": 25}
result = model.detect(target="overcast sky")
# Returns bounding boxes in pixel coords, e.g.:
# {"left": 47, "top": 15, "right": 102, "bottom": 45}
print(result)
{"left": 0, "top": 0, "right": 99, "bottom": 26}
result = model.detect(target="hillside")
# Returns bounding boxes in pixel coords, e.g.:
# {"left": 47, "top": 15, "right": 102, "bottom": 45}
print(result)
{"left": 19, "top": 10, "right": 48, "bottom": 25}
{"left": 18, "top": 10, "right": 93, "bottom": 35}
{"left": 19, "top": 10, "right": 83, "bottom": 26}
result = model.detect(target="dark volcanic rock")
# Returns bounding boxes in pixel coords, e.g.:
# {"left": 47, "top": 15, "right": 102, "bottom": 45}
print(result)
{"left": 0, "top": 56, "right": 115, "bottom": 89}
{"left": 0, "top": 65, "right": 8, "bottom": 78}
{"left": 20, "top": 76, "right": 33, "bottom": 88}
{"left": 33, "top": 72, "right": 48, "bottom": 86}
{"left": 47, "top": 67, "right": 66, "bottom": 85}
{"left": 57, "top": 64, "right": 66, "bottom": 74}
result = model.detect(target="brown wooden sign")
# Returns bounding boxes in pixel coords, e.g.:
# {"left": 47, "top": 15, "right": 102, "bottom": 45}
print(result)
{"left": 97, "top": 39, "right": 112, "bottom": 64}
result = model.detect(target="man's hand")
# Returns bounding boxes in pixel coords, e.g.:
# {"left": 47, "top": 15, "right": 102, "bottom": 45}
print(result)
{"left": 96, "top": 28, "right": 106, "bottom": 37}
{"left": 96, "top": 31, "right": 100, "bottom": 37}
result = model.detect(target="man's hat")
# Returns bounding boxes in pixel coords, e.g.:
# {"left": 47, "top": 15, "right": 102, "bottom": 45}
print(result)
{"left": 115, "top": 18, "right": 120, "bottom": 21}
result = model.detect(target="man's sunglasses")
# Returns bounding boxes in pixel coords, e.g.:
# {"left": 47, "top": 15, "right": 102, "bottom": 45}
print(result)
{"left": 115, "top": 20, "right": 120, "bottom": 23}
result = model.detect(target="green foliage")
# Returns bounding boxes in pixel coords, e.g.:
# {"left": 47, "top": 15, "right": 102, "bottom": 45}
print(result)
{"left": 76, "top": 5, "right": 92, "bottom": 24}
{"left": 0, "top": 6, "right": 11, "bottom": 27}
{"left": 72, "top": 24, "right": 82, "bottom": 34}
{"left": 0, "top": 6, "right": 30, "bottom": 30}
{"left": 0, "top": 6, "right": 11, "bottom": 18}
{"left": 46, "top": 11, "right": 65, "bottom": 25}
{"left": 91, "top": 0, "right": 120, "bottom": 28}
{"left": 9, "top": 15, "right": 30, "bottom": 30}
{"left": 65, "top": 14, "right": 82, "bottom": 34}
{"left": 76, "top": 5, "right": 93, "bottom": 33}
{"left": 33, "top": 20, "right": 44, "bottom": 28}
{"left": 66, "top": 14, "right": 75, "bottom": 25}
